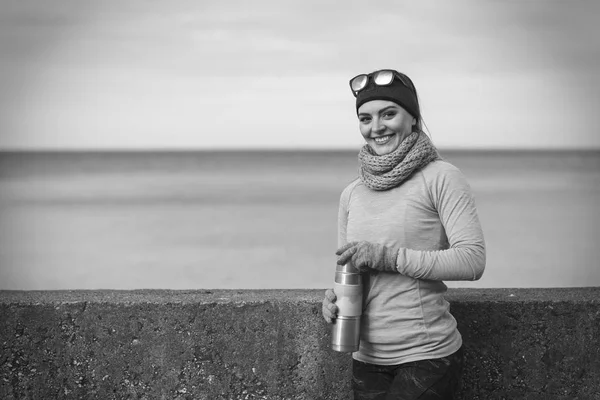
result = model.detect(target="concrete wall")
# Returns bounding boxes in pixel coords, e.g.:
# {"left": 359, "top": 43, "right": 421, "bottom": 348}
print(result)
{"left": 1, "top": 288, "right": 599, "bottom": 400}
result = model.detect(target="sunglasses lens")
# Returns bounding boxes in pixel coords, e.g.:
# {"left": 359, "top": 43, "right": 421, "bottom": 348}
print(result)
{"left": 373, "top": 70, "right": 394, "bottom": 86}
{"left": 351, "top": 75, "right": 368, "bottom": 92}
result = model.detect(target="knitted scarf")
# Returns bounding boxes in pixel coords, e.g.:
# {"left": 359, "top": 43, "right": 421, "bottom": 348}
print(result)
{"left": 358, "top": 131, "right": 441, "bottom": 191}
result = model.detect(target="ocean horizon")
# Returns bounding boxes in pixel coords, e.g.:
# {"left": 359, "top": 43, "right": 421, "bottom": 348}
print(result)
{"left": 1, "top": 149, "right": 599, "bottom": 290}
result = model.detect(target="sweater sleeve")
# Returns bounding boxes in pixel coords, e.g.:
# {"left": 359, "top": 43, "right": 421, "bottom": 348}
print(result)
{"left": 396, "top": 165, "right": 486, "bottom": 281}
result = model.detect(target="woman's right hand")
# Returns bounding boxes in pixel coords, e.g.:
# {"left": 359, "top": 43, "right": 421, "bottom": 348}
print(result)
{"left": 322, "top": 288, "right": 338, "bottom": 324}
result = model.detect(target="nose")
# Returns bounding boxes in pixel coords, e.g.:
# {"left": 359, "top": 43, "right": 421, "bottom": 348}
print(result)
{"left": 371, "top": 117, "right": 385, "bottom": 135}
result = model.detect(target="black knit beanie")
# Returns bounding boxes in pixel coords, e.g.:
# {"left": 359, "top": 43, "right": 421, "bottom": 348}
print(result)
{"left": 355, "top": 74, "right": 420, "bottom": 119}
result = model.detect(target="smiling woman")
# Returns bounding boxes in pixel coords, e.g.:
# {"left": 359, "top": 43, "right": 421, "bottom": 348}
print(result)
{"left": 353, "top": 70, "right": 421, "bottom": 154}
{"left": 357, "top": 102, "right": 414, "bottom": 155}
{"left": 322, "top": 69, "right": 486, "bottom": 399}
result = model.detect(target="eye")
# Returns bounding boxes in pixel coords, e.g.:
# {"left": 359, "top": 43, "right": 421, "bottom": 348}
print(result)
{"left": 383, "top": 111, "right": 396, "bottom": 119}
{"left": 359, "top": 116, "right": 371, "bottom": 124}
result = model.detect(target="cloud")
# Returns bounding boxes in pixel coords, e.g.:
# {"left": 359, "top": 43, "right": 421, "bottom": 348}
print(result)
{"left": 0, "top": 0, "right": 599, "bottom": 149}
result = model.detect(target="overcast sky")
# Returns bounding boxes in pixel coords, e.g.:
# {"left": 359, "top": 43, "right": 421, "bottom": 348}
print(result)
{"left": 0, "top": 0, "right": 599, "bottom": 150}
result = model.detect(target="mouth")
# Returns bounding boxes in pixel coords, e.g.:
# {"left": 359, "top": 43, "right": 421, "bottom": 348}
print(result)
{"left": 373, "top": 134, "right": 394, "bottom": 145}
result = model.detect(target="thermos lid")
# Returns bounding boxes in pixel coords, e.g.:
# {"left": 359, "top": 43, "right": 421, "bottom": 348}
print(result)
{"left": 335, "top": 271, "right": 362, "bottom": 285}
{"left": 336, "top": 263, "right": 360, "bottom": 273}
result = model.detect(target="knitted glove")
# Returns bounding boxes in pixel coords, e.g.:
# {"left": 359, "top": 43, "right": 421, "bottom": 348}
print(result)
{"left": 322, "top": 288, "right": 338, "bottom": 324}
{"left": 336, "top": 241, "right": 399, "bottom": 273}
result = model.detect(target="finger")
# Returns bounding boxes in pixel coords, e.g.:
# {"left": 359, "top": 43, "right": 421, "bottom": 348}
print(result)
{"left": 322, "top": 296, "right": 338, "bottom": 315}
{"left": 358, "top": 264, "right": 371, "bottom": 273}
{"left": 335, "top": 241, "right": 357, "bottom": 256}
{"left": 322, "top": 306, "right": 332, "bottom": 323}
{"left": 325, "top": 289, "right": 337, "bottom": 302}
{"left": 353, "top": 252, "right": 371, "bottom": 271}
{"left": 324, "top": 303, "right": 338, "bottom": 321}
{"left": 337, "top": 246, "right": 357, "bottom": 265}
{"left": 322, "top": 303, "right": 337, "bottom": 323}
{"left": 327, "top": 302, "right": 338, "bottom": 315}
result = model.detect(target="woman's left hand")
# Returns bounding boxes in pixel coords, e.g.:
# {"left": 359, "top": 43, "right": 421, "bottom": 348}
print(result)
{"left": 336, "top": 241, "right": 399, "bottom": 273}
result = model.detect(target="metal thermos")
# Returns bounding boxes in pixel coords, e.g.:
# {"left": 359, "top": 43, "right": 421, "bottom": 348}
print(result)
{"left": 331, "top": 263, "right": 363, "bottom": 353}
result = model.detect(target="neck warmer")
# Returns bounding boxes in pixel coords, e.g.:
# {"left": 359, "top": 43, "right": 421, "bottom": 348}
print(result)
{"left": 358, "top": 131, "right": 441, "bottom": 191}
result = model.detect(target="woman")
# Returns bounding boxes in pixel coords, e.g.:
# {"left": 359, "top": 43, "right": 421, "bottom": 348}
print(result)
{"left": 322, "top": 69, "right": 486, "bottom": 400}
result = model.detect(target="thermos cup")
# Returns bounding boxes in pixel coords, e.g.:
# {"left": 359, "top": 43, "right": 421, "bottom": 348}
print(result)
{"left": 331, "top": 263, "right": 363, "bottom": 353}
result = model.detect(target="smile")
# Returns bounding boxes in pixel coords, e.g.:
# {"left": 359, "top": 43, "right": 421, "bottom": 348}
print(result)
{"left": 373, "top": 134, "right": 394, "bottom": 145}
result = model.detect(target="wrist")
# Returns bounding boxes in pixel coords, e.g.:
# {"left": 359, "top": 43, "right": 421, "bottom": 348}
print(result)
{"left": 384, "top": 245, "right": 400, "bottom": 272}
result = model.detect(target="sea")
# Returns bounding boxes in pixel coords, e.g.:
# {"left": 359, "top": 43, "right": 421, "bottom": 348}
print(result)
{"left": 0, "top": 150, "right": 599, "bottom": 290}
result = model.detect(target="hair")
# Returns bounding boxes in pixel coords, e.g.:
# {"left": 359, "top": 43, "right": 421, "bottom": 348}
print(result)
{"left": 395, "top": 71, "right": 431, "bottom": 138}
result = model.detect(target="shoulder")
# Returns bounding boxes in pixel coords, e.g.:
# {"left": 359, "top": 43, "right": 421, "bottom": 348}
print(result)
{"left": 420, "top": 159, "right": 468, "bottom": 183}
{"left": 420, "top": 159, "right": 461, "bottom": 176}
{"left": 340, "top": 178, "right": 362, "bottom": 202}
{"left": 419, "top": 159, "right": 473, "bottom": 194}
{"left": 339, "top": 178, "right": 361, "bottom": 207}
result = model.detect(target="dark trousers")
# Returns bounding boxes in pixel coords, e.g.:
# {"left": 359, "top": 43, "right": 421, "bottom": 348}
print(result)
{"left": 352, "top": 346, "right": 465, "bottom": 400}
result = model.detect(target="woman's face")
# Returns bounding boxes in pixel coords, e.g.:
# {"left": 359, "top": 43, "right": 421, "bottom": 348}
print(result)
{"left": 357, "top": 100, "right": 416, "bottom": 156}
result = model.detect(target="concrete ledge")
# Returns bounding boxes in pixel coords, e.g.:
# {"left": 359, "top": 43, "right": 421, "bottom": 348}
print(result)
{"left": 1, "top": 288, "right": 599, "bottom": 399}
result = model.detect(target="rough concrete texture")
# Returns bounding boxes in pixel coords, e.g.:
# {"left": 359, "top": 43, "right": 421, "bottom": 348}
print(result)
{"left": 0, "top": 288, "right": 599, "bottom": 400}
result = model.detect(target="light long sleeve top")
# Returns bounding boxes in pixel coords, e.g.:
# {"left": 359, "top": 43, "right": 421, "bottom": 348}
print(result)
{"left": 338, "top": 159, "right": 485, "bottom": 365}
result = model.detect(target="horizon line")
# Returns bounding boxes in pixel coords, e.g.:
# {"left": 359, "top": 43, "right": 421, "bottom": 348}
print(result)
{"left": 1, "top": 147, "right": 600, "bottom": 154}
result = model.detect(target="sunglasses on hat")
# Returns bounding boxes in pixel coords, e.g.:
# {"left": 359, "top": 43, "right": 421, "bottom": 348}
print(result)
{"left": 349, "top": 70, "right": 414, "bottom": 97}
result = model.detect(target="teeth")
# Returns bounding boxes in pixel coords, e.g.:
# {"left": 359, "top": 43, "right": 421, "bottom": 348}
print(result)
{"left": 374, "top": 135, "right": 391, "bottom": 144}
